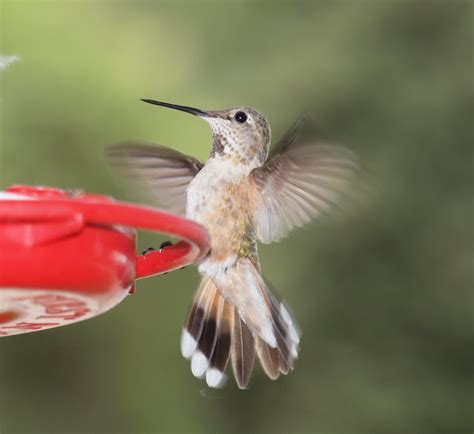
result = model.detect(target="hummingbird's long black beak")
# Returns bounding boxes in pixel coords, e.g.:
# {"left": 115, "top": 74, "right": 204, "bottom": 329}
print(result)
{"left": 141, "top": 99, "right": 210, "bottom": 117}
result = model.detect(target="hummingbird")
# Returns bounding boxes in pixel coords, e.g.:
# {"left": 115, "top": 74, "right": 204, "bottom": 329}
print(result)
{"left": 107, "top": 99, "right": 357, "bottom": 389}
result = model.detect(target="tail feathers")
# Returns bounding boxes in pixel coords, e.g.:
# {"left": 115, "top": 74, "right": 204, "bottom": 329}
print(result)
{"left": 255, "top": 338, "right": 282, "bottom": 379}
{"left": 180, "top": 277, "right": 232, "bottom": 388}
{"left": 181, "top": 264, "right": 300, "bottom": 389}
{"left": 206, "top": 298, "right": 233, "bottom": 387}
{"left": 255, "top": 295, "right": 300, "bottom": 380}
{"left": 246, "top": 261, "right": 300, "bottom": 380}
{"left": 231, "top": 311, "right": 256, "bottom": 389}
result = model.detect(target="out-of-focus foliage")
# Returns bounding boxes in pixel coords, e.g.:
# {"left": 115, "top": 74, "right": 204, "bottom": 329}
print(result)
{"left": 0, "top": 1, "right": 472, "bottom": 432}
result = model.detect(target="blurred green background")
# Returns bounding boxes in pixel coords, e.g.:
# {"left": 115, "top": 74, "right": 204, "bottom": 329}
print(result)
{"left": 0, "top": 0, "right": 472, "bottom": 432}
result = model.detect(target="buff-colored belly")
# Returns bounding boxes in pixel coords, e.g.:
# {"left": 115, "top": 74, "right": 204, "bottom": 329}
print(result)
{"left": 186, "top": 169, "right": 257, "bottom": 264}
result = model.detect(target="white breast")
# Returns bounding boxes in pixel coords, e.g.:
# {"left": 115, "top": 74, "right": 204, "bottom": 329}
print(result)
{"left": 186, "top": 158, "right": 249, "bottom": 222}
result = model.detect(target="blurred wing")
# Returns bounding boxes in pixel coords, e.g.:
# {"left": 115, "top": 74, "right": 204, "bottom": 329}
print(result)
{"left": 106, "top": 142, "right": 204, "bottom": 215}
{"left": 249, "top": 117, "right": 358, "bottom": 243}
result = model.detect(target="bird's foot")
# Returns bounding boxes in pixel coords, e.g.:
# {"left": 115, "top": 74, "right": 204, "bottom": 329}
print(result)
{"left": 159, "top": 240, "right": 173, "bottom": 249}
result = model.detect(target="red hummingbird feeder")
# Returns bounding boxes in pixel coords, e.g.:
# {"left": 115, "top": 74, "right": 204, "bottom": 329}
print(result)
{"left": 0, "top": 185, "right": 210, "bottom": 337}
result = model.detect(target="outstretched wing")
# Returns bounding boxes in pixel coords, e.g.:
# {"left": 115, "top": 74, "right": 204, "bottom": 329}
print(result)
{"left": 249, "top": 116, "right": 358, "bottom": 243}
{"left": 106, "top": 142, "right": 204, "bottom": 215}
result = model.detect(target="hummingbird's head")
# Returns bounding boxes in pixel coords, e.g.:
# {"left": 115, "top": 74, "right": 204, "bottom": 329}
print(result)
{"left": 204, "top": 107, "right": 271, "bottom": 165}
{"left": 141, "top": 99, "right": 271, "bottom": 167}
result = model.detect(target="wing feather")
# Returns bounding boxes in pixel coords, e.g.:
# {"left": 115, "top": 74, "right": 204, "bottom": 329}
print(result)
{"left": 106, "top": 142, "right": 204, "bottom": 215}
{"left": 249, "top": 119, "right": 358, "bottom": 243}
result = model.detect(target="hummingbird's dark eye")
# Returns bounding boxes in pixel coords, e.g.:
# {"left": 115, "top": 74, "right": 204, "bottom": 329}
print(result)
{"left": 235, "top": 111, "right": 247, "bottom": 123}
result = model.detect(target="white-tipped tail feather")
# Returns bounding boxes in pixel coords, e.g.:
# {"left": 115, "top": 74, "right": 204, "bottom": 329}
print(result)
{"left": 206, "top": 368, "right": 226, "bottom": 388}
{"left": 260, "top": 321, "right": 278, "bottom": 348}
{"left": 191, "top": 351, "right": 209, "bottom": 378}
{"left": 181, "top": 260, "right": 300, "bottom": 389}
{"left": 280, "top": 302, "right": 301, "bottom": 358}
{"left": 181, "top": 277, "right": 233, "bottom": 388}
{"left": 180, "top": 329, "right": 198, "bottom": 359}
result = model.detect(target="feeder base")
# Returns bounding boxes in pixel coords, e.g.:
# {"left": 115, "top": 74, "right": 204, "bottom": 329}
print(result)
{"left": 0, "top": 288, "right": 129, "bottom": 336}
